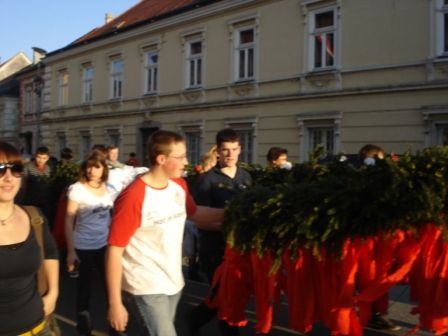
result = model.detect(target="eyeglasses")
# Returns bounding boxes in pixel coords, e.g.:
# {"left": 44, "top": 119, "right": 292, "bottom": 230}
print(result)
{"left": 168, "top": 155, "right": 188, "bottom": 161}
{"left": 0, "top": 162, "right": 24, "bottom": 178}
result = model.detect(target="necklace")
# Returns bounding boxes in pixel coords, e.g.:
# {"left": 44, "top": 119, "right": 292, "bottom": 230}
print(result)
{"left": 87, "top": 181, "right": 102, "bottom": 189}
{"left": 0, "top": 205, "right": 15, "bottom": 226}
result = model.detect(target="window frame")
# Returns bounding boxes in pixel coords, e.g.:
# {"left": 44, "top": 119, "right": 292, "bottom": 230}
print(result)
{"left": 234, "top": 26, "right": 256, "bottom": 82}
{"left": 24, "top": 84, "right": 34, "bottom": 115}
{"left": 178, "top": 122, "right": 203, "bottom": 165}
{"left": 436, "top": 0, "right": 448, "bottom": 57}
{"left": 308, "top": 6, "right": 338, "bottom": 71}
{"left": 297, "top": 112, "right": 341, "bottom": 162}
{"left": 186, "top": 39, "right": 203, "bottom": 89}
{"left": 79, "top": 130, "right": 91, "bottom": 159}
{"left": 57, "top": 69, "right": 69, "bottom": 106}
{"left": 110, "top": 58, "right": 124, "bottom": 99}
{"left": 82, "top": 65, "right": 93, "bottom": 103}
{"left": 144, "top": 50, "right": 159, "bottom": 94}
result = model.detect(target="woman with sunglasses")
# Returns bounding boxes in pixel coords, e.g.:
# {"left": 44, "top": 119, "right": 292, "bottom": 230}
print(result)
{"left": 0, "top": 141, "right": 59, "bottom": 335}
{"left": 65, "top": 150, "right": 115, "bottom": 335}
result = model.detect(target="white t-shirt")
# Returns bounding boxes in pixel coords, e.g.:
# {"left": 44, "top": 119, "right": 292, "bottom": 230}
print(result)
{"left": 68, "top": 182, "right": 114, "bottom": 250}
{"left": 108, "top": 177, "right": 197, "bottom": 295}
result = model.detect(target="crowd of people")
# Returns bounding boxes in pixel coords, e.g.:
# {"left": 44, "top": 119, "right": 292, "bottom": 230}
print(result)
{"left": 0, "top": 129, "right": 400, "bottom": 336}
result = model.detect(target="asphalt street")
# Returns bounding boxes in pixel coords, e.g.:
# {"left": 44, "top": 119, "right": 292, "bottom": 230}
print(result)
{"left": 54, "top": 265, "right": 433, "bottom": 336}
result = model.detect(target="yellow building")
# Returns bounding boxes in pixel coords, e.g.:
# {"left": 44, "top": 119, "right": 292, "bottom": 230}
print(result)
{"left": 41, "top": 0, "right": 448, "bottom": 164}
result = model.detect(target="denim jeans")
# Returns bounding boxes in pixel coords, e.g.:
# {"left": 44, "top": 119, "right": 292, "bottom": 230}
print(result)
{"left": 117, "top": 290, "right": 182, "bottom": 336}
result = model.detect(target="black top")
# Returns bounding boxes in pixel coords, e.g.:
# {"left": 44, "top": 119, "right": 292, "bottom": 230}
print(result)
{"left": 20, "top": 162, "right": 52, "bottom": 206}
{"left": 193, "top": 165, "right": 252, "bottom": 256}
{"left": 0, "top": 217, "right": 58, "bottom": 335}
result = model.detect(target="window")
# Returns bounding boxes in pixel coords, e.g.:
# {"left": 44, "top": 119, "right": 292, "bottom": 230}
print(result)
{"left": 82, "top": 66, "right": 93, "bottom": 103}
{"left": 422, "top": 106, "right": 448, "bottom": 146}
{"left": 106, "top": 129, "right": 121, "bottom": 147}
{"left": 235, "top": 27, "right": 255, "bottom": 81}
{"left": 185, "top": 129, "right": 201, "bottom": 165}
{"left": 58, "top": 70, "right": 69, "bottom": 106}
{"left": 308, "top": 127, "right": 335, "bottom": 155}
{"left": 110, "top": 59, "right": 123, "bottom": 99}
{"left": 236, "top": 129, "right": 254, "bottom": 163}
{"left": 186, "top": 41, "right": 203, "bottom": 88}
{"left": 297, "top": 112, "right": 341, "bottom": 162}
{"left": 309, "top": 8, "right": 337, "bottom": 70}
{"left": 145, "top": 51, "right": 158, "bottom": 93}
{"left": 79, "top": 131, "right": 91, "bottom": 159}
{"left": 24, "top": 85, "right": 34, "bottom": 114}
{"left": 436, "top": 0, "right": 448, "bottom": 57}
{"left": 56, "top": 132, "right": 66, "bottom": 157}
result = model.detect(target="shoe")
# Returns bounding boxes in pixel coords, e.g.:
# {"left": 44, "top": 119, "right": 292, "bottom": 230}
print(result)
{"left": 368, "top": 313, "right": 401, "bottom": 331}
{"left": 76, "top": 310, "right": 92, "bottom": 336}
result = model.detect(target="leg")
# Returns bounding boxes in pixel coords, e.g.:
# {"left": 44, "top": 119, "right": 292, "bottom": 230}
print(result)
{"left": 126, "top": 291, "right": 181, "bottom": 336}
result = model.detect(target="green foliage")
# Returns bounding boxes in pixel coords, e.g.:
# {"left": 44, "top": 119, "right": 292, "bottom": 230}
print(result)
{"left": 223, "top": 146, "right": 448, "bottom": 261}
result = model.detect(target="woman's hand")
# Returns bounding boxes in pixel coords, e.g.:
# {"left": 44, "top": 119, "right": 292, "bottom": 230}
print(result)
{"left": 42, "top": 291, "right": 58, "bottom": 316}
{"left": 66, "top": 250, "right": 79, "bottom": 272}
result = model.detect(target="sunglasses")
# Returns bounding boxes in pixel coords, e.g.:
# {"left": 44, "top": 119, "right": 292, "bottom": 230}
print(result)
{"left": 0, "top": 162, "right": 24, "bottom": 178}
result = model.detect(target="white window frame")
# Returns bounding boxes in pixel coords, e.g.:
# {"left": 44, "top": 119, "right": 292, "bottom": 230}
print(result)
{"left": 308, "top": 6, "right": 338, "bottom": 71}
{"left": 82, "top": 66, "right": 93, "bottom": 103}
{"left": 144, "top": 51, "right": 159, "bottom": 94}
{"left": 110, "top": 58, "right": 123, "bottom": 99}
{"left": 297, "top": 112, "right": 341, "bottom": 162}
{"left": 436, "top": 0, "right": 448, "bottom": 57}
{"left": 58, "top": 69, "right": 69, "bottom": 106}
{"left": 225, "top": 118, "right": 257, "bottom": 164}
{"left": 186, "top": 40, "right": 203, "bottom": 89}
{"left": 234, "top": 26, "right": 256, "bottom": 82}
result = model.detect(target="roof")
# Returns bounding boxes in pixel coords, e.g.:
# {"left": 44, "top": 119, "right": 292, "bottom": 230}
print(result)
{"left": 48, "top": 0, "right": 219, "bottom": 57}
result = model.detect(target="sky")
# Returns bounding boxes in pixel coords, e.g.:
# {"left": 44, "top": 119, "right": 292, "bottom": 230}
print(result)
{"left": 0, "top": 0, "right": 140, "bottom": 64}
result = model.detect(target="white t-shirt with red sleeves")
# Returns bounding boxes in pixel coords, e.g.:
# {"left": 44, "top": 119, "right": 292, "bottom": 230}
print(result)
{"left": 108, "top": 177, "right": 197, "bottom": 295}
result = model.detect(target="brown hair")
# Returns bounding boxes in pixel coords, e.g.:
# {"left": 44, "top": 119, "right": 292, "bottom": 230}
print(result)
{"left": 359, "top": 144, "right": 385, "bottom": 160}
{"left": 0, "top": 141, "right": 22, "bottom": 164}
{"left": 79, "top": 151, "right": 109, "bottom": 183}
{"left": 147, "top": 130, "right": 184, "bottom": 166}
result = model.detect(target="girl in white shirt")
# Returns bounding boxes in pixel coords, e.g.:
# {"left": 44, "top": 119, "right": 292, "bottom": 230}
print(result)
{"left": 65, "top": 151, "right": 114, "bottom": 335}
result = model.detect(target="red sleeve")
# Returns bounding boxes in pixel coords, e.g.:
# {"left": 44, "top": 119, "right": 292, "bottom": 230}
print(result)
{"left": 108, "top": 178, "right": 145, "bottom": 247}
{"left": 172, "top": 178, "right": 197, "bottom": 217}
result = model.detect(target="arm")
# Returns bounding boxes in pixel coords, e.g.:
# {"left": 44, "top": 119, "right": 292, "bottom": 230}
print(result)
{"left": 188, "top": 206, "right": 224, "bottom": 231}
{"left": 106, "top": 246, "right": 128, "bottom": 332}
{"left": 41, "top": 259, "right": 59, "bottom": 316}
{"left": 65, "top": 199, "right": 79, "bottom": 271}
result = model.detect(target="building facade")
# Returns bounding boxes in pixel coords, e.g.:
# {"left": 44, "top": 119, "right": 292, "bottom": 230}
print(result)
{"left": 41, "top": 0, "right": 448, "bottom": 164}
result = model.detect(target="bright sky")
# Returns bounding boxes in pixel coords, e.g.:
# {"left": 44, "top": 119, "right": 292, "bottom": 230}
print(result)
{"left": 0, "top": 0, "right": 140, "bottom": 63}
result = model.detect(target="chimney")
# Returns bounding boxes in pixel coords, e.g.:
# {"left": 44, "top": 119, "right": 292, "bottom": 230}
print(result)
{"left": 32, "top": 47, "right": 47, "bottom": 64}
{"left": 105, "top": 13, "right": 114, "bottom": 24}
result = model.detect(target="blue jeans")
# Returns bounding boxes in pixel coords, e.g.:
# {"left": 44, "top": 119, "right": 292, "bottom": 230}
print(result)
{"left": 118, "top": 290, "right": 182, "bottom": 336}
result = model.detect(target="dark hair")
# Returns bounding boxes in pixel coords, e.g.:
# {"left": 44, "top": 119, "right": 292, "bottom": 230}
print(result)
{"left": 0, "top": 141, "right": 22, "bottom": 164}
{"left": 266, "top": 147, "right": 288, "bottom": 162}
{"left": 147, "top": 130, "right": 184, "bottom": 166}
{"left": 90, "top": 144, "right": 107, "bottom": 156}
{"left": 129, "top": 152, "right": 136, "bottom": 157}
{"left": 79, "top": 151, "right": 109, "bottom": 183}
{"left": 359, "top": 144, "right": 384, "bottom": 160}
{"left": 216, "top": 128, "right": 240, "bottom": 148}
{"left": 36, "top": 146, "right": 50, "bottom": 156}
{"left": 60, "top": 147, "right": 73, "bottom": 160}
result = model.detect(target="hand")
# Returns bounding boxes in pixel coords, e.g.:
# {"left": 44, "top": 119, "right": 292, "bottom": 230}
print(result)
{"left": 66, "top": 251, "right": 79, "bottom": 272}
{"left": 108, "top": 303, "right": 128, "bottom": 332}
{"left": 41, "top": 292, "right": 57, "bottom": 316}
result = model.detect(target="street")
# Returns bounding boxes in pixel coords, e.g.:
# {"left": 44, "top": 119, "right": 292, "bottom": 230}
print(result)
{"left": 54, "top": 266, "right": 432, "bottom": 336}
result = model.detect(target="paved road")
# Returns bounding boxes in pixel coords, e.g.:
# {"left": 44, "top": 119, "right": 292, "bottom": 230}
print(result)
{"left": 54, "top": 268, "right": 432, "bottom": 336}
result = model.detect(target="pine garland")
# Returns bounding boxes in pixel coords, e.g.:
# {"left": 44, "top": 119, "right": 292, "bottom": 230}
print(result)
{"left": 223, "top": 146, "right": 448, "bottom": 262}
